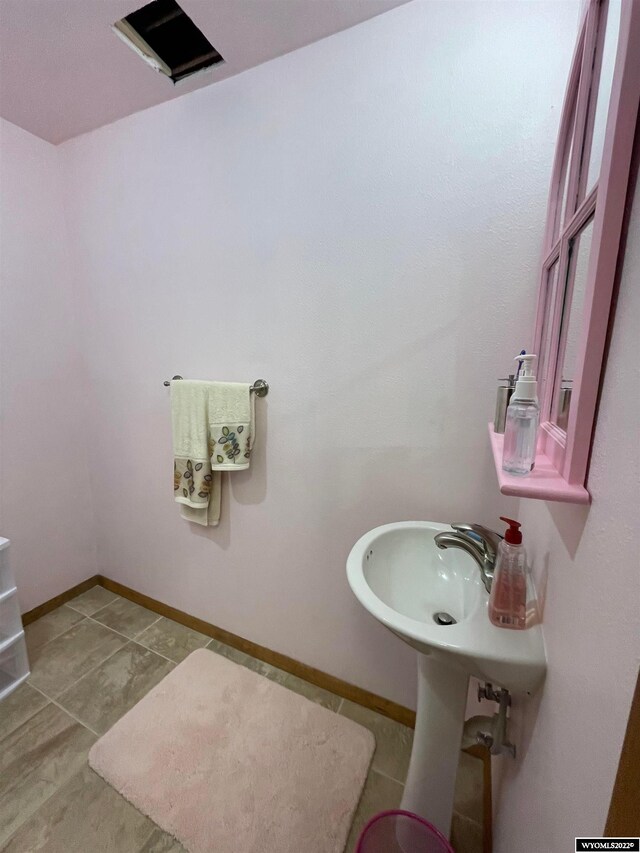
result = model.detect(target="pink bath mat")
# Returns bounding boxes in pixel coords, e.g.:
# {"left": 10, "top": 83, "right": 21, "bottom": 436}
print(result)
{"left": 89, "top": 648, "right": 374, "bottom": 853}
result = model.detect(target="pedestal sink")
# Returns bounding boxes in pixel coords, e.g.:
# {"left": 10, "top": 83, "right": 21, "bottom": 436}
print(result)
{"left": 346, "top": 521, "right": 546, "bottom": 837}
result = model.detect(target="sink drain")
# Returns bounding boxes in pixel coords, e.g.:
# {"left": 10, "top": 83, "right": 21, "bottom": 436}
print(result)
{"left": 433, "top": 611, "right": 457, "bottom": 626}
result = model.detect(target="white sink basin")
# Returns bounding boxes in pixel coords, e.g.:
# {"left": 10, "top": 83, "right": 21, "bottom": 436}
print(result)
{"left": 347, "top": 521, "right": 546, "bottom": 836}
{"left": 347, "top": 521, "right": 546, "bottom": 694}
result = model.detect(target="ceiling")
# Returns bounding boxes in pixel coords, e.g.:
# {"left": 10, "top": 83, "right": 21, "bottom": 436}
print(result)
{"left": 0, "top": 0, "right": 408, "bottom": 144}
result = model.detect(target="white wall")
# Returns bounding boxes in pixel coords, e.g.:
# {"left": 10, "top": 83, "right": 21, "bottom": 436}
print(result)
{"left": 493, "top": 160, "right": 640, "bottom": 850}
{"left": 0, "top": 118, "right": 97, "bottom": 610}
{"left": 57, "top": 0, "right": 578, "bottom": 709}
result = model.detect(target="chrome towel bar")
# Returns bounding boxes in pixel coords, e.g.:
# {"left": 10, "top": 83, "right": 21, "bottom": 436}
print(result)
{"left": 163, "top": 375, "right": 269, "bottom": 397}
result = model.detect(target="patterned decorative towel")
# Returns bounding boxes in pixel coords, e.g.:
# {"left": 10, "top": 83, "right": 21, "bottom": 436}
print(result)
{"left": 171, "top": 380, "right": 254, "bottom": 526}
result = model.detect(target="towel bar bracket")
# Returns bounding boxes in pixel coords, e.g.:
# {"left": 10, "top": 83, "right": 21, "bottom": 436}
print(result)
{"left": 163, "top": 376, "right": 269, "bottom": 397}
{"left": 251, "top": 379, "right": 269, "bottom": 398}
{"left": 163, "top": 375, "right": 184, "bottom": 386}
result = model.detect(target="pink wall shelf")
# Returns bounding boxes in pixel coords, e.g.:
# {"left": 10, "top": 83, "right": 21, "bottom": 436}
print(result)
{"left": 488, "top": 424, "right": 590, "bottom": 505}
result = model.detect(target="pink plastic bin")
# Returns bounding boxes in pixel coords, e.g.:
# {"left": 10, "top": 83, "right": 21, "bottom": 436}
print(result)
{"left": 355, "top": 810, "right": 454, "bottom": 853}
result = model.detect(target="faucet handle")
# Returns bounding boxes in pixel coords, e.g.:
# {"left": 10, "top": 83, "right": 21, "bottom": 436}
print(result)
{"left": 451, "top": 523, "right": 503, "bottom": 560}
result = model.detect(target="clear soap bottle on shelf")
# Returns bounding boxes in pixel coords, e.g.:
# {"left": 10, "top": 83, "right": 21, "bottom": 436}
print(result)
{"left": 489, "top": 517, "right": 528, "bottom": 630}
{"left": 502, "top": 354, "right": 539, "bottom": 476}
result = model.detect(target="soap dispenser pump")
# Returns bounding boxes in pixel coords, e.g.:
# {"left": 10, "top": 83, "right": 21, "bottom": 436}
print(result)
{"left": 502, "top": 353, "right": 539, "bottom": 476}
{"left": 489, "top": 517, "right": 527, "bottom": 630}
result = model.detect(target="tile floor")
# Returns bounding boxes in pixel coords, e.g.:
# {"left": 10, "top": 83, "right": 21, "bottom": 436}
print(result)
{"left": 1, "top": 586, "right": 484, "bottom": 852}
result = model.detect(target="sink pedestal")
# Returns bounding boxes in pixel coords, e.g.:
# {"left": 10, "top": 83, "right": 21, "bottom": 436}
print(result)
{"left": 400, "top": 654, "right": 469, "bottom": 838}
{"left": 348, "top": 521, "right": 547, "bottom": 834}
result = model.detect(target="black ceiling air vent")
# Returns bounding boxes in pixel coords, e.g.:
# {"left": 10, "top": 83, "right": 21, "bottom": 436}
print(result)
{"left": 113, "top": 0, "right": 224, "bottom": 83}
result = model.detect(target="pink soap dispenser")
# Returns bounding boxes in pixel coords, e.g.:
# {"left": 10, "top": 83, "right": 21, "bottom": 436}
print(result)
{"left": 489, "top": 517, "right": 527, "bottom": 630}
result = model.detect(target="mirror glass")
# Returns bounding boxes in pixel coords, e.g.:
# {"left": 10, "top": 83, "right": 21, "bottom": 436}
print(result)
{"left": 585, "top": 0, "right": 621, "bottom": 194}
{"left": 538, "top": 261, "right": 559, "bottom": 415}
{"left": 554, "top": 86, "right": 579, "bottom": 241}
{"left": 552, "top": 217, "right": 594, "bottom": 430}
{"left": 559, "top": 115, "right": 577, "bottom": 231}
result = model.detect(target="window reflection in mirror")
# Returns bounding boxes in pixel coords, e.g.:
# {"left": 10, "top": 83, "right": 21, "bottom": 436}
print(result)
{"left": 553, "top": 217, "right": 594, "bottom": 430}
{"left": 585, "top": 0, "right": 622, "bottom": 195}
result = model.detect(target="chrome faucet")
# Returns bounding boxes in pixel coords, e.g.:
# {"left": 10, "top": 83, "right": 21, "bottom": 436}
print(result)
{"left": 434, "top": 523, "right": 503, "bottom": 593}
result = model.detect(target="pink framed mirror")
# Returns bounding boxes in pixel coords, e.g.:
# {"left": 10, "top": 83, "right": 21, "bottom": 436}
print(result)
{"left": 529, "top": 0, "right": 640, "bottom": 501}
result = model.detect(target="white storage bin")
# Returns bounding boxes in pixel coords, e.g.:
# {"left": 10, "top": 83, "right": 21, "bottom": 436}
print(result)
{"left": 0, "top": 538, "right": 15, "bottom": 596}
{"left": 0, "top": 588, "right": 22, "bottom": 650}
{"left": 0, "top": 632, "right": 29, "bottom": 701}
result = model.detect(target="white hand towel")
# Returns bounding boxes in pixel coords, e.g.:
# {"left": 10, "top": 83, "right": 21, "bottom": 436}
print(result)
{"left": 171, "top": 380, "right": 254, "bottom": 526}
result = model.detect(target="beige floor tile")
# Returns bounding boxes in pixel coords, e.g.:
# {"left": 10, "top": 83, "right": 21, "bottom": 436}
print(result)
{"left": 139, "top": 828, "right": 188, "bottom": 852}
{"left": 137, "top": 617, "right": 209, "bottom": 663}
{"left": 2, "top": 765, "right": 156, "bottom": 853}
{"left": 0, "top": 681, "right": 49, "bottom": 743}
{"left": 344, "top": 769, "right": 403, "bottom": 852}
{"left": 206, "top": 637, "right": 259, "bottom": 669}
{"left": 450, "top": 811, "right": 483, "bottom": 853}
{"left": 339, "top": 699, "right": 414, "bottom": 783}
{"left": 453, "top": 751, "right": 484, "bottom": 824}
{"left": 0, "top": 703, "right": 95, "bottom": 845}
{"left": 91, "top": 597, "right": 161, "bottom": 640}
{"left": 24, "top": 605, "right": 85, "bottom": 658}
{"left": 206, "top": 641, "right": 342, "bottom": 710}
{"left": 28, "top": 620, "right": 128, "bottom": 698}
{"left": 261, "top": 664, "right": 342, "bottom": 710}
{"left": 66, "top": 585, "right": 119, "bottom": 616}
{"left": 57, "top": 642, "right": 174, "bottom": 734}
